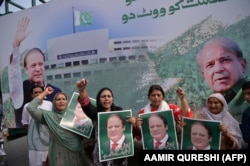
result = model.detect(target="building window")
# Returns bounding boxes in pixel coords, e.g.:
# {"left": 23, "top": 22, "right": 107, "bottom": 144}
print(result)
{"left": 73, "top": 61, "right": 80, "bottom": 66}
{"left": 73, "top": 72, "right": 81, "bottom": 77}
{"left": 89, "top": 59, "right": 98, "bottom": 64}
{"left": 83, "top": 71, "right": 91, "bottom": 76}
{"left": 119, "top": 56, "right": 126, "bottom": 61}
{"left": 132, "top": 40, "right": 140, "bottom": 43}
{"left": 138, "top": 55, "right": 145, "bottom": 60}
{"left": 64, "top": 73, "right": 71, "bottom": 78}
{"left": 114, "top": 48, "right": 122, "bottom": 51}
{"left": 65, "top": 62, "right": 71, "bottom": 67}
{"left": 109, "top": 57, "right": 117, "bottom": 62}
{"left": 55, "top": 74, "right": 62, "bottom": 79}
{"left": 81, "top": 60, "right": 88, "bottom": 65}
{"left": 123, "top": 47, "right": 131, "bottom": 50}
{"left": 46, "top": 75, "right": 53, "bottom": 81}
{"left": 51, "top": 64, "right": 56, "bottom": 69}
{"left": 57, "top": 63, "right": 64, "bottom": 68}
{"left": 123, "top": 40, "right": 131, "bottom": 44}
{"left": 128, "top": 55, "right": 136, "bottom": 60}
{"left": 114, "top": 41, "right": 122, "bottom": 44}
{"left": 100, "top": 58, "right": 107, "bottom": 63}
{"left": 132, "top": 46, "right": 140, "bottom": 49}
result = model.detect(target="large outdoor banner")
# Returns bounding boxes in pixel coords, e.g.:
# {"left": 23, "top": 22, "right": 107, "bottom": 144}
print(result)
{"left": 0, "top": 0, "right": 250, "bottom": 128}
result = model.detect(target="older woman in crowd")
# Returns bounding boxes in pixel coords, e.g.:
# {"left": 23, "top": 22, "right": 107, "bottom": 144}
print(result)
{"left": 197, "top": 93, "right": 242, "bottom": 149}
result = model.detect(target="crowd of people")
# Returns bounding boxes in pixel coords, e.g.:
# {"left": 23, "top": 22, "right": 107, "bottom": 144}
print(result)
{"left": 2, "top": 16, "right": 250, "bottom": 165}
{"left": 24, "top": 78, "right": 250, "bottom": 165}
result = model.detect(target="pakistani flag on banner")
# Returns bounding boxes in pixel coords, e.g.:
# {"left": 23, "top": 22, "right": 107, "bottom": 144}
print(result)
{"left": 74, "top": 10, "right": 92, "bottom": 26}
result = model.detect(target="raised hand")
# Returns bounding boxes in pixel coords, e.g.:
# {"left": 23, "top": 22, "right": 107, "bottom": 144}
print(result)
{"left": 176, "top": 87, "right": 185, "bottom": 99}
{"left": 76, "top": 78, "right": 88, "bottom": 91}
{"left": 45, "top": 87, "right": 54, "bottom": 95}
{"left": 13, "top": 16, "right": 31, "bottom": 48}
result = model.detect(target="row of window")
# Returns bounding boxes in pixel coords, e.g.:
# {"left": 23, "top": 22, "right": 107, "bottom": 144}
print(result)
{"left": 45, "top": 55, "right": 146, "bottom": 69}
{"left": 45, "top": 59, "right": 89, "bottom": 69}
{"left": 46, "top": 71, "right": 88, "bottom": 80}
{"left": 46, "top": 66, "right": 139, "bottom": 81}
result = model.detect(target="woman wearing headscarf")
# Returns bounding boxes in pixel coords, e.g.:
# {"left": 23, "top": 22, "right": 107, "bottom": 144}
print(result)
{"left": 76, "top": 79, "right": 135, "bottom": 166}
{"left": 197, "top": 93, "right": 243, "bottom": 150}
{"left": 27, "top": 87, "right": 85, "bottom": 166}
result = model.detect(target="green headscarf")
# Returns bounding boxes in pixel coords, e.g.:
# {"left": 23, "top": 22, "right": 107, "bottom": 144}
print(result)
{"left": 42, "top": 92, "right": 82, "bottom": 152}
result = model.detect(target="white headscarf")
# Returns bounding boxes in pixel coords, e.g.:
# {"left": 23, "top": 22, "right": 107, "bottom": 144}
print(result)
{"left": 143, "top": 100, "right": 170, "bottom": 113}
{"left": 201, "top": 93, "right": 243, "bottom": 149}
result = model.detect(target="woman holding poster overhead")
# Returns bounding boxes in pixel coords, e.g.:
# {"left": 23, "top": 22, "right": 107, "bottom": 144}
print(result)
{"left": 76, "top": 78, "right": 135, "bottom": 166}
{"left": 134, "top": 84, "right": 192, "bottom": 143}
{"left": 197, "top": 93, "right": 243, "bottom": 150}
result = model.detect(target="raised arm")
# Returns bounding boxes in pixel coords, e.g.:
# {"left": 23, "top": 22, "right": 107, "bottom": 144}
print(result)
{"left": 76, "top": 79, "right": 97, "bottom": 120}
{"left": 27, "top": 87, "right": 54, "bottom": 123}
{"left": 176, "top": 87, "right": 192, "bottom": 117}
{"left": 8, "top": 17, "right": 31, "bottom": 109}
{"left": 76, "top": 79, "right": 89, "bottom": 101}
{"left": 12, "top": 17, "right": 31, "bottom": 51}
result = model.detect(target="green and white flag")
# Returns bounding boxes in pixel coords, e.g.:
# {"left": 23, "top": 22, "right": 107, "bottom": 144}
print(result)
{"left": 74, "top": 10, "right": 92, "bottom": 26}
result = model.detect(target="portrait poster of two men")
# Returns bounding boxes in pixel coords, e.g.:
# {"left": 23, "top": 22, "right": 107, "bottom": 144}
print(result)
{"left": 60, "top": 92, "right": 94, "bottom": 138}
{"left": 98, "top": 110, "right": 134, "bottom": 162}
